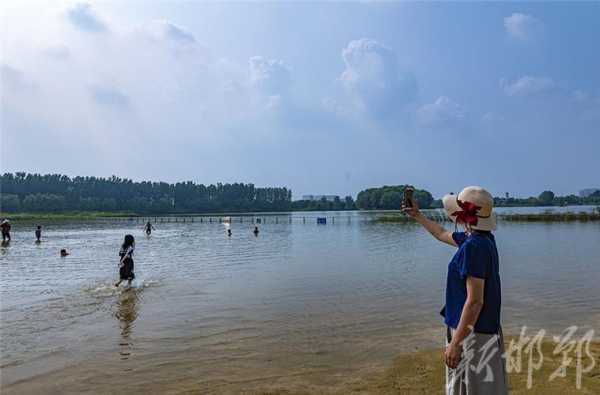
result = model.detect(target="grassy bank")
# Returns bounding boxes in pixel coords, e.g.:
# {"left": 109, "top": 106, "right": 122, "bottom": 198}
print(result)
{"left": 500, "top": 211, "right": 600, "bottom": 222}
{"left": 376, "top": 210, "right": 600, "bottom": 223}
{"left": 0, "top": 211, "right": 137, "bottom": 221}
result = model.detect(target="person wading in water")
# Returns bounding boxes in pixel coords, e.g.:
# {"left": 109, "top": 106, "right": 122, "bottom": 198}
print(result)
{"left": 144, "top": 221, "right": 155, "bottom": 236}
{"left": 115, "top": 234, "right": 136, "bottom": 287}
{"left": 1, "top": 219, "right": 11, "bottom": 242}
{"left": 403, "top": 186, "right": 507, "bottom": 395}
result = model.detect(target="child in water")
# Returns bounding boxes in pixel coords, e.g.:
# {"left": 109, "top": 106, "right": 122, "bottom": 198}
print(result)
{"left": 227, "top": 228, "right": 232, "bottom": 237}
{"left": 115, "top": 234, "right": 135, "bottom": 287}
{"left": 35, "top": 225, "right": 42, "bottom": 242}
{"left": 253, "top": 226, "right": 259, "bottom": 236}
{"left": 60, "top": 249, "right": 69, "bottom": 257}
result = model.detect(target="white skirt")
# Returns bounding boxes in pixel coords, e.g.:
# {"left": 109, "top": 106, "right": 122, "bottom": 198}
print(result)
{"left": 446, "top": 327, "right": 508, "bottom": 395}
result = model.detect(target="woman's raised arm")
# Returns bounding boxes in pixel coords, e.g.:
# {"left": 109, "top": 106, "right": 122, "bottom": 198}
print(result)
{"left": 402, "top": 202, "right": 457, "bottom": 247}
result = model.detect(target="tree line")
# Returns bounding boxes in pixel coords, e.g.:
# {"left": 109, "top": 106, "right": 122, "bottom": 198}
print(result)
{"left": 494, "top": 190, "right": 600, "bottom": 207}
{"left": 1, "top": 173, "right": 597, "bottom": 215}
{"left": 355, "top": 185, "right": 434, "bottom": 210}
{"left": 0, "top": 173, "right": 292, "bottom": 213}
{"left": 292, "top": 196, "right": 356, "bottom": 211}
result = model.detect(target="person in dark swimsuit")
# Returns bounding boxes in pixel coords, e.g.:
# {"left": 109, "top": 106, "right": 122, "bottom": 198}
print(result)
{"left": 35, "top": 225, "right": 42, "bottom": 242}
{"left": 115, "top": 234, "right": 135, "bottom": 287}
{"left": 1, "top": 220, "right": 11, "bottom": 242}
{"left": 227, "top": 229, "right": 232, "bottom": 237}
{"left": 144, "top": 221, "right": 155, "bottom": 236}
{"left": 253, "top": 226, "right": 259, "bottom": 236}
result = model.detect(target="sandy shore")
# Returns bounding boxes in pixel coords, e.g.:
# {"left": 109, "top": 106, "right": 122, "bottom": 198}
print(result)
{"left": 3, "top": 340, "right": 599, "bottom": 394}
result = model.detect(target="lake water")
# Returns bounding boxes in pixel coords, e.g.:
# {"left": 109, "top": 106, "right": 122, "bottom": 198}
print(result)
{"left": 1, "top": 210, "right": 599, "bottom": 393}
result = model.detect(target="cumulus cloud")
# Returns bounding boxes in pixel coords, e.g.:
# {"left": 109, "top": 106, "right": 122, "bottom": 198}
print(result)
{"left": 249, "top": 56, "right": 291, "bottom": 96}
{"left": 66, "top": 3, "right": 107, "bottom": 33}
{"left": 504, "top": 13, "right": 542, "bottom": 42}
{"left": 247, "top": 56, "right": 292, "bottom": 112}
{"left": 338, "top": 38, "right": 416, "bottom": 118}
{"left": 501, "top": 76, "right": 556, "bottom": 96}
{"left": 417, "top": 96, "right": 465, "bottom": 127}
{"left": 1, "top": 1, "right": 302, "bottom": 162}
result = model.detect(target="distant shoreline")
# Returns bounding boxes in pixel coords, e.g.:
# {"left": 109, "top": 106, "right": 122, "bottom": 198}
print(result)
{"left": 377, "top": 210, "right": 600, "bottom": 223}
{"left": 1, "top": 205, "right": 599, "bottom": 222}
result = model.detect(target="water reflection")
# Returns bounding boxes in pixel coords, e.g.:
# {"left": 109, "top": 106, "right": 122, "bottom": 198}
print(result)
{"left": 114, "top": 289, "right": 141, "bottom": 361}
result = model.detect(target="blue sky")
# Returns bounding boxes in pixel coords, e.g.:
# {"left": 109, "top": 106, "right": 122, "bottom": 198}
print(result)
{"left": 1, "top": 1, "right": 599, "bottom": 199}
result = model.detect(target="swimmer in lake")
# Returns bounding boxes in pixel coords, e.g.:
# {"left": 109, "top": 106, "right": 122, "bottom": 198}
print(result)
{"left": 115, "top": 234, "right": 135, "bottom": 287}
{"left": 227, "top": 229, "right": 232, "bottom": 237}
{"left": 60, "top": 249, "right": 69, "bottom": 257}
{"left": 144, "top": 221, "right": 155, "bottom": 236}
{"left": 35, "top": 225, "right": 42, "bottom": 242}
{"left": 253, "top": 226, "right": 259, "bottom": 236}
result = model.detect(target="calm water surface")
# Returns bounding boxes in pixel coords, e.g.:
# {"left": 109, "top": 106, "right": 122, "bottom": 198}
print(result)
{"left": 1, "top": 210, "right": 599, "bottom": 391}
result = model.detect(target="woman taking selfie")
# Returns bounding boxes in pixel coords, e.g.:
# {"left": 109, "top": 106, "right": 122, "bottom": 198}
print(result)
{"left": 403, "top": 186, "right": 507, "bottom": 395}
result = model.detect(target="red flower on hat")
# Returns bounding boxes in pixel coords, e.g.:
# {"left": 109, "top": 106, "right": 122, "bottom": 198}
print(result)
{"left": 451, "top": 200, "right": 481, "bottom": 226}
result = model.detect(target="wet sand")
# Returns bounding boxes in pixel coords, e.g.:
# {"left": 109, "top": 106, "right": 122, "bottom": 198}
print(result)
{"left": 3, "top": 339, "right": 599, "bottom": 394}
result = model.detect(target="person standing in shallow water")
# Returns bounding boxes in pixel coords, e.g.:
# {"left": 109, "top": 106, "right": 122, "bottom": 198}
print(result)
{"left": 403, "top": 186, "right": 507, "bottom": 395}
{"left": 1, "top": 219, "right": 11, "bottom": 242}
{"left": 35, "top": 225, "right": 42, "bottom": 242}
{"left": 253, "top": 226, "right": 259, "bottom": 236}
{"left": 144, "top": 221, "right": 155, "bottom": 236}
{"left": 115, "top": 234, "right": 135, "bottom": 287}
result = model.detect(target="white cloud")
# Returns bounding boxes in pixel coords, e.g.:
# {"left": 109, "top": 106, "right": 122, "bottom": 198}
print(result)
{"left": 417, "top": 96, "right": 465, "bottom": 127}
{"left": 247, "top": 56, "right": 292, "bottom": 112}
{"left": 504, "top": 13, "right": 542, "bottom": 42}
{"left": 501, "top": 76, "right": 556, "bottom": 96}
{"left": 338, "top": 38, "right": 416, "bottom": 118}
{"left": 66, "top": 3, "right": 108, "bottom": 33}
{"left": 249, "top": 56, "right": 291, "bottom": 96}
{"left": 1, "top": 0, "right": 302, "bottom": 163}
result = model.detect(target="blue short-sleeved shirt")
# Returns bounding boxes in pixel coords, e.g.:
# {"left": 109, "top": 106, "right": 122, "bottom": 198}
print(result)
{"left": 444, "top": 231, "right": 501, "bottom": 334}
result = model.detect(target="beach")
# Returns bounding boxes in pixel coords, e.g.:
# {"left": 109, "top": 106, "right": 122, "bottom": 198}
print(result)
{"left": 4, "top": 339, "right": 599, "bottom": 394}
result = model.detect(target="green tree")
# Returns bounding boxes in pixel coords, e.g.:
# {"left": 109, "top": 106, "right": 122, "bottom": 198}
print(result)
{"left": 379, "top": 191, "right": 402, "bottom": 209}
{"left": 0, "top": 194, "right": 21, "bottom": 212}
{"left": 356, "top": 185, "right": 434, "bottom": 210}
{"left": 538, "top": 190, "right": 555, "bottom": 206}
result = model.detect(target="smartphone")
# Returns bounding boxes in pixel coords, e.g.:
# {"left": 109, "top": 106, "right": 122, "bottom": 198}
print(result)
{"left": 403, "top": 186, "right": 415, "bottom": 208}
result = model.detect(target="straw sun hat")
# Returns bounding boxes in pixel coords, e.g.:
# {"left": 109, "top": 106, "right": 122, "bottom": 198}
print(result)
{"left": 442, "top": 186, "right": 496, "bottom": 231}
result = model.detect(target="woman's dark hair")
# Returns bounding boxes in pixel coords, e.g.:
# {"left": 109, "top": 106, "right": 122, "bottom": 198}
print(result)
{"left": 122, "top": 234, "right": 135, "bottom": 249}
